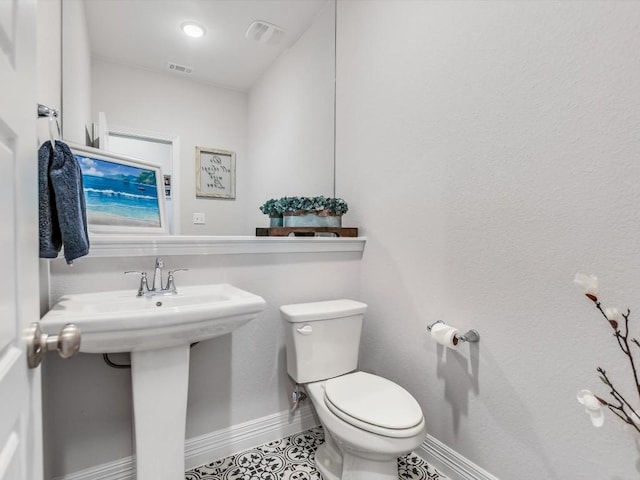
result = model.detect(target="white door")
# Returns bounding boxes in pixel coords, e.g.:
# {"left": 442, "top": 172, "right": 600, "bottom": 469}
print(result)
{"left": 0, "top": 1, "right": 43, "bottom": 479}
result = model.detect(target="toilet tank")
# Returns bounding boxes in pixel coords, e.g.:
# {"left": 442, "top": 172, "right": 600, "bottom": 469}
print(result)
{"left": 281, "top": 299, "right": 367, "bottom": 384}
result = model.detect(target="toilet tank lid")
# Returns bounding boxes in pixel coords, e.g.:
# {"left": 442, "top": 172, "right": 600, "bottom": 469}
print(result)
{"left": 280, "top": 299, "right": 367, "bottom": 323}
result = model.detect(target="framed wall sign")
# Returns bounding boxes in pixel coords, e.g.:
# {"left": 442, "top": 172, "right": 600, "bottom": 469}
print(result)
{"left": 70, "top": 143, "right": 169, "bottom": 235}
{"left": 195, "top": 146, "right": 236, "bottom": 199}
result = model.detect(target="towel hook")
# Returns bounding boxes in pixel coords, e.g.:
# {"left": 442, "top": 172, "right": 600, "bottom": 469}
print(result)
{"left": 48, "top": 113, "right": 55, "bottom": 145}
{"left": 48, "top": 112, "right": 60, "bottom": 145}
{"left": 37, "top": 104, "right": 61, "bottom": 146}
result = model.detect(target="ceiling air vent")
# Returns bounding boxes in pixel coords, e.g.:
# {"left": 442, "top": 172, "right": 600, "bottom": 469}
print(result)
{"left": 245, "top": 20, "right": 285, "bottom": 45}
{"left": 167, "top": 62, "right": 193, "bottom": 75}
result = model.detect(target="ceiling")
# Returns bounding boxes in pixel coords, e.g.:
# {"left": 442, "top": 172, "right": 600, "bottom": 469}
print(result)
{"left": 84, "top": 0, "right": 330, "bottom": 91}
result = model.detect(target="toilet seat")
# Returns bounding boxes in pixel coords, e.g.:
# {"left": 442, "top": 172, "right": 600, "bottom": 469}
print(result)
{"left": 323, "top": 371, "right": 425, "bottom": 438}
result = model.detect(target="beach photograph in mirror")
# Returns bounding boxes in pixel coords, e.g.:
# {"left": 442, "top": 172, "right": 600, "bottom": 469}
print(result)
{"left": 70, "top": 144, "right": 169, "bottom": 234}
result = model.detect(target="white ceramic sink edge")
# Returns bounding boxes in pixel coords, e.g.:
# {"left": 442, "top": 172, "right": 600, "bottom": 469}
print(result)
{"left": 41, "top": 283, "right": 266, "bottom": 353}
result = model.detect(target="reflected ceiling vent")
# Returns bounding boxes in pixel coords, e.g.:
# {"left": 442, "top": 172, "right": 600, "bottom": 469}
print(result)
{"left": 167, "top": 62, "right": 193, "bottom": 75}
{"left": 246, "top": 20, "right": 285, "bottom": 45}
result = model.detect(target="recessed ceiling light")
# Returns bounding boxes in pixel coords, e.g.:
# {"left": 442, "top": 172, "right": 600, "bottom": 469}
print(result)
{"left": 181, "top": 22, "right": 205, "bottom": 38}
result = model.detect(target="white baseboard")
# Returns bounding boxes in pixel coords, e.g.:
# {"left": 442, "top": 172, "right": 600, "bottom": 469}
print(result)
{"left": 417, "top": 434, "right": 499, "bottom": 480}
{"left": 54, "top": 406, "right": 499, "bottom": 480}
{"left": 184, "top": 403, "right": 318, "bottom": 471}
{"left": 54, "top": 404, "right": 319, "bottom": 480}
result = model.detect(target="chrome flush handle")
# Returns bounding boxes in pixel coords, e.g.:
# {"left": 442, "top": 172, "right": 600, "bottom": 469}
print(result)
{"left": 296, "top": 325, "right": 313, "bottom": 335}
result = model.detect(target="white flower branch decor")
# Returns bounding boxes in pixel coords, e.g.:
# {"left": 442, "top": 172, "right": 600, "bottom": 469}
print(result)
{"left": 574, "top": 273, "right": 640, "bottom": 434}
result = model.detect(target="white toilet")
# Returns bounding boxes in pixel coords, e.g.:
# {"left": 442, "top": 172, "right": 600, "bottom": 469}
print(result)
{"left": 281, "top": 299, "right": 426, "bottom": 480}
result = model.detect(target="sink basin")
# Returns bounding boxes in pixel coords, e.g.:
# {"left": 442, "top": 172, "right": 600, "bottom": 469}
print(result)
{"left": 41, "top": 282, "right": 265, "bottom": 480}
{"left": 41, "top": 283, "right": 266, "bottom": 353}
{"left": 43, "top": 282, "right": 266, "bottom": 478}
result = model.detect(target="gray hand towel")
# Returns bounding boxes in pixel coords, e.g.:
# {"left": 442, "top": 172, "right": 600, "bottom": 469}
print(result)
{"left": 38, "top": 141, "right": 90, "bottom": 264}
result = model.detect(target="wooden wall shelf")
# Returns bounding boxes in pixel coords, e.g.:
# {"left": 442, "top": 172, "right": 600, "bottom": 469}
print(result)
{"left": 256, "top": 227, "right": 359, "bottom": 237}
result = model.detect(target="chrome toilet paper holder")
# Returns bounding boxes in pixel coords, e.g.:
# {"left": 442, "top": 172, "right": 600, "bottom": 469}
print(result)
{"left": 427, "top": 320, "right": 480, "bottom": 343}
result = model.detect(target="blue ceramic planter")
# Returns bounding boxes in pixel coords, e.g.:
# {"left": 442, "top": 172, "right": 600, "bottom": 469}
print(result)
{"left": 269, "top": 216, "right": 284, "bottom": 227}
{"left": 283, "top": 211, "right": 342, "bottom": 228}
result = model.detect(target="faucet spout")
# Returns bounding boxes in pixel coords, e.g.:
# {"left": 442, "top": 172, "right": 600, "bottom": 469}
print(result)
{"left": 152, "top": 257, "right": 165, "bottom": 291}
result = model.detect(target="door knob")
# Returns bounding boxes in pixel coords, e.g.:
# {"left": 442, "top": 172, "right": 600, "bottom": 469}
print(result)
{"left": 26, "top": 323, "right": 81, "bottom": 369}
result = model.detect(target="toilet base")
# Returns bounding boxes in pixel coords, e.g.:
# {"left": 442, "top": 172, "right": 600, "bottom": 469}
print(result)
{"left": 315, "top": 442, "right": 342, "bottom": 480}
{"left": 314, "top": 434, "right": 399, "bottom": 480}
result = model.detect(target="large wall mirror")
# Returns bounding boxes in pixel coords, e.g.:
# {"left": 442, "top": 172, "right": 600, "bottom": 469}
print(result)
{"left": 62, "top": 0, "right": 336, "bottom": 236}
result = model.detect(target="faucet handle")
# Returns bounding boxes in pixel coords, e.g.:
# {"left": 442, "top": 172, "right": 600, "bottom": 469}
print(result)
{"left": 167, "top": 269, "right": 188, "bottom": 274}
{"left": 165, "top": 269, "right": 188, "bottom": 293}
{"left": 124, "top": 271, "right": 149, "bottom": 296}
{"left": 125, "top": 270, "right": 148, "bottom": 277}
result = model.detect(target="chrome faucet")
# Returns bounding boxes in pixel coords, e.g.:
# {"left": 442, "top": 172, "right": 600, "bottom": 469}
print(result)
{"left": 152, "top": 257, "right": 165, "bottom": 291}
{"left": 125, "top": 257, "right": 188, "bottom": 296}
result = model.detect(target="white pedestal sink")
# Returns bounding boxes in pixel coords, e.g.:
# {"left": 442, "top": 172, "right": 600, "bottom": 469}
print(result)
{"left": 41, "top": 284, "right": 266, "bottom": 480}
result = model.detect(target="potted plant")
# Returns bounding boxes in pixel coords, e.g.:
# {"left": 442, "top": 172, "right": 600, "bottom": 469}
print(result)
{"left": 280, "top": 196, "right": 349, "bottom": 227}
{"left": 259, "top": 198, "right": 285, "bottom": 227}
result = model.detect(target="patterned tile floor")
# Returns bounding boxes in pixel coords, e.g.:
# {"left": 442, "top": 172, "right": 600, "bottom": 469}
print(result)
{"left": 185, "top": 426, "right": 448, "bottom": 480}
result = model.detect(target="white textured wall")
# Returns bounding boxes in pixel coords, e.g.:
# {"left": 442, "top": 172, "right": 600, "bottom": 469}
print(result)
{"left": 61, "top": 0, "right": 91, "bottom": 144}
{"left": 36, "top": 0, "right": 61, "bottom": 146}
{"left": 43, "top": 253, "right": 361, "bottom": 477}
{"left": 91, "top": 60, "right": 248, "bottom": 235}
{"left": 336, "top": 1, "right": 640, "bottom": 479}
{"left": 36, "top": 0, "right": 61, "bottom": 316}
{"left": 247, "top": 1, "right": 336, "bottom": 229}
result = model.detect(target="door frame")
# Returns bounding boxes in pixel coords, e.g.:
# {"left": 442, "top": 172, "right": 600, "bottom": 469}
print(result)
{"left": 108, "top": 126, "right": 181, "bottom": 235}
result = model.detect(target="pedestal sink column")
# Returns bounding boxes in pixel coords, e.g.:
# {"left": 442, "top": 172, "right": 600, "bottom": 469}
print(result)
{"left": 131, "top": 344, "right": 191, "bottom": 480}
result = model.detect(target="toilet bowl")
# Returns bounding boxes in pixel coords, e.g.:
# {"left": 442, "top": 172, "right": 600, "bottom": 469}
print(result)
{"left": 281, "top": 300, "right": 426, "bottom": 480}
{"left": 306, "top": 372, "right": 426, "bottom": 480}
